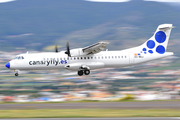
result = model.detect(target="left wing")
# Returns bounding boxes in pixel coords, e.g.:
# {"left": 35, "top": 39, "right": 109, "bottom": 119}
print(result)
{"left": 82, "top": 41, "right": 109, "bottom": 55}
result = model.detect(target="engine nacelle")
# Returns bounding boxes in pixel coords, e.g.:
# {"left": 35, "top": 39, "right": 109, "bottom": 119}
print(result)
{"left": 70, "top": 48, "right": 87, "bottom": 56}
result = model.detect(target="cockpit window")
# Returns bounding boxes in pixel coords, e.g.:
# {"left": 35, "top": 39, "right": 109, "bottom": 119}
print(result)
{"left": 14, "top": 56, "right": 24, "bottom": 60}
{"left": 14, "top": 57, "right": 18, "bottom": 60}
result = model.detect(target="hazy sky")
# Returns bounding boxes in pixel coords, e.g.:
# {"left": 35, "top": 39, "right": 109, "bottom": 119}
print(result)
{"left": 145, "top": 0, "right": 180, "bottom": 2}
{"left": 1, "top": 0, "right": 180, "bottom": 3}
{"left": 85, "top": 0, "right": 130, "bottom": 2}
{"left": 86, "top": 0, "right": 180, "bottom": 2}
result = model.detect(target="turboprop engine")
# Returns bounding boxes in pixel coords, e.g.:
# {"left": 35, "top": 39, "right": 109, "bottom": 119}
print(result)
{"left": 64, "top": 41, "right": 88, "bottom": 57}
{"left": 63, "top": 41, "right": 109, "bottom": 57}
{"left": 69, "top": 48, "right": 87, "bottom": 56}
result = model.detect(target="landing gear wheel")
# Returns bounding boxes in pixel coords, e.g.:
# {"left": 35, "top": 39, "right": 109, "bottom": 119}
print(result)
{"left": 78, "top": 70, "right": 83, "bottom": 76}
{"left": 15, "top": 73, "right": 19, "bottom": 76}
{"left": 84, "top": 69, "right": 90, "bottom": 75}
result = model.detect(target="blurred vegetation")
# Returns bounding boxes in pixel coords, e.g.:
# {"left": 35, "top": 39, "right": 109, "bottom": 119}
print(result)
{"left": 119, "top": 94, "right": 134, "bottom": 101}
{"left": 1, "top": 109, "right": 180, "bottom": 118}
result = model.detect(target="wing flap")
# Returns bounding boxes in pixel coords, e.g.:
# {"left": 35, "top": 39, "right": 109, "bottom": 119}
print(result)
{"left": 82, "top": 41, "right": 109, "bottom": 54}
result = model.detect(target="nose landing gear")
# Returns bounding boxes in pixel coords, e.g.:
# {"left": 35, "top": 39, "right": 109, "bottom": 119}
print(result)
{"left": 15, "top": 73, "right": 19, "bottom": 76}
{"left": 14, "top": 70, "right": 19, "bottom": 76}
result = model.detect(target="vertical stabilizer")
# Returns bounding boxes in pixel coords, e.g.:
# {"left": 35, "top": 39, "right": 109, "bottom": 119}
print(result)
{"left": 140, "top": 24, "right": 174, "bottom": 54}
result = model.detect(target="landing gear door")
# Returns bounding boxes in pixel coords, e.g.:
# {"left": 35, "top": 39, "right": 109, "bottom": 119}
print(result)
{"left": 129, "top": 52, "right": 134, "bottom": 65}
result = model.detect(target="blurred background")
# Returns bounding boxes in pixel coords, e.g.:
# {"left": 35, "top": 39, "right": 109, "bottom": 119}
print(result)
{"left": 0, "top": 0, "right": 180, "bottom": 102}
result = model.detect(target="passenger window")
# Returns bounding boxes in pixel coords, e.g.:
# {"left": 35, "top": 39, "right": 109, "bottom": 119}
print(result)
{"left": 118, "top": 56, "right": 120, "bottom": 58}
{"left": 84, "top": 57, "right": 86, "bottom": 59}
{"left": 88, "top": 57, "right": 90, "bottom": 59}
{"left": 102, "top": 57, "right": 103, "bottom": 59}
{"left": 112, "top": 56, "right": 113, "bottom": 59}
{"left": 91, "top": 57, "right": 93, "bottom": 59}
{"left": 81, "top": 57, "right": 83, "bottom": 60}
{"left": 122, "top": 56, "right": 123, "bottom": 58}
{"left": 115, "top": 56, "right": 117, "bottom": 58}
{"left": 109, "top": 56, "right": 110, "bottom": 59}
{"left": 74, "top": 57, "right": 76, "bottom": 60}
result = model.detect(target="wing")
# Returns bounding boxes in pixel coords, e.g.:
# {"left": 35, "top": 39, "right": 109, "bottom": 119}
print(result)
{"left": 82, "top": 41, "right": 109, "bottom": 55}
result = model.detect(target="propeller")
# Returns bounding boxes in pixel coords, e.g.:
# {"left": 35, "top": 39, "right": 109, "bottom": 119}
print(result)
{"left": 65, "top": 41, "right": 71, "bottom": 57}
{"left": 55, "top": 44, "right": 58, "bottom": 53}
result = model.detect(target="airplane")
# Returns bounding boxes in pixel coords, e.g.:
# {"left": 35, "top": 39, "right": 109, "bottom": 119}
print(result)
{"left": 5, "top": 24, "right": 174, "bottom": 76}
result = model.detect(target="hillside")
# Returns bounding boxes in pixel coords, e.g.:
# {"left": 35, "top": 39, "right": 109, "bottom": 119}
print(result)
{"left": 0, "top": 0, "right": 180, "bottom": 52}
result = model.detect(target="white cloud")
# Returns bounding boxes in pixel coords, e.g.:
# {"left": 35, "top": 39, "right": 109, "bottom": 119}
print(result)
{"left": 85, "top": 0, "right": 131, "bottom": 2}
{"left": 0, "top": 0, "right": 16, "bottom": 3}
{"left": 145, "top": 0, "right": 180, "bottom": 2}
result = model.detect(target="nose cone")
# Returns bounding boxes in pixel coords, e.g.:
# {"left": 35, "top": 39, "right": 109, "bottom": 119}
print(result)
{"left": 5, "top": 62, "right": 10, "bottom": 69}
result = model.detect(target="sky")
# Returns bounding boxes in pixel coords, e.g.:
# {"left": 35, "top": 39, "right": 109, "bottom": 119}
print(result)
{"left": 145, "top": 0, "right": 180, "bottom": 2}
{"left": 0, "top": 0, "right": 180, "bottom": 3}
{"left": 85, "top": 0, "right": 130, "bottom": 2}
{"left": 86, "top": 0, "right": 180, "bottom": 2}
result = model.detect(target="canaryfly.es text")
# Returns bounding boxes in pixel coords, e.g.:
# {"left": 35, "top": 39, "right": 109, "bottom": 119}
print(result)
{"left": 29, "top": 60, "right": 67, "bottom": 66}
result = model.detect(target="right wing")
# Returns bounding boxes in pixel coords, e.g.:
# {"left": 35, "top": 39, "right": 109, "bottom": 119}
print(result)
{"left": 82, "top": 41, "right": 109, "bottom": 55}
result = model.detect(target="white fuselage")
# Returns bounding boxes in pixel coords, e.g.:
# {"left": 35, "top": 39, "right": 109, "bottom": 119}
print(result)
{"left": 9, "top": 49, "right": 173, "bottom": 71}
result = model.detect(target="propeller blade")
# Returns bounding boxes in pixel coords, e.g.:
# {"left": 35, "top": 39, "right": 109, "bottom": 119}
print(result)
{"left": 55, "top": 44, "right": 58, "bottom": 53}
{"left": 65, "top": 41, "right": 71, "bottom": 57}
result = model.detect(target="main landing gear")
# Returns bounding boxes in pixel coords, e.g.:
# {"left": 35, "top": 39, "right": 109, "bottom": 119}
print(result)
{"left": 78, "top": 69, "right": 90, "bottom": 76}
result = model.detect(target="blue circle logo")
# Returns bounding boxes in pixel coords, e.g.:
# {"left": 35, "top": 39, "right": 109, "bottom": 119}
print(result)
{"left": 155, "top": 31, "right": 166, "bottom": 43}
{"left": 148, "top": 50, "right": 153, "bottom": 54}
{"left": 156, "top": 45, "right": 165, "bottom": 54}
{"left": 143, "top": 48, "right": 147, "bottom": 51}
{"left": 147, "top": 40, "right": 155, "bottom": 49}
